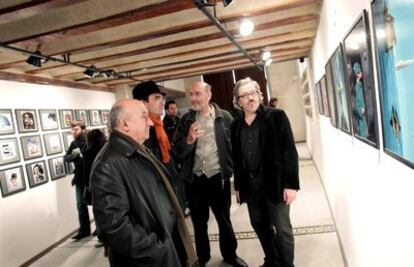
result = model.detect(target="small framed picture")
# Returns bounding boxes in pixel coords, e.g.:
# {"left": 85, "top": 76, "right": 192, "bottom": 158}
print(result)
{"left": 59, "top": 109, "right": 74, "bottom": 129}
{"left": 100, "top": 110, "right": 110, "bottom": 127}
{"left": 89, "top": 110, "right": 101, "bottom": 126}
{"left": 20, "top": 135, "right": 43, "bottom": 160}
{"left": 61, "top": 131, "right": 74, "bottom": 151}
{"left": 75, "top": 109, "right": 89, "bottom": 127}
{"left": 39, "top": 109, "right": 59, "bottom": 131}
{"left": 26, "top": 160, "right": 49, "bottom": 188}
{"left": 43, "top": 133, "right": 63, "bottom": 155}
{"left": 0, "top": 166, "right": 26, "bottom": 197}
{"left": 65, "top": 161, "right": 75, "bottom": 174}
{"left": 16, "top": 109, "right": 38, "bottom": 133}
{"left": 48, "top": 157, "right": 66, "bottom": 180}
{"left": 0, "top": 138, "right": 21, "bottom": 166}
{"left": 0, "top": 109, "right": 15, "bottom": 135}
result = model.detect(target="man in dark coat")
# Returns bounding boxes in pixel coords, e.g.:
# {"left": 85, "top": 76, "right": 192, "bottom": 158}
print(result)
{"left": 163, "top": 99, "right": 180, "bottom": 142}
{"left": 231, "top": 77, "right": 300, "bottom": 267}
{"left": 174, "top": 81, "right": 247, "bottom": 267}
{"left": 64, "top": 120, "right": 90, "bottom": 240}
{"left": 90, "top": 99, "right": 197, "bottom": 267}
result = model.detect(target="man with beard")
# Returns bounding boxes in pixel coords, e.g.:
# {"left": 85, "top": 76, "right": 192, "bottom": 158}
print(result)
{"left": 175, "top": 81, "right": 247, "bottom": 267}
{"left": 231, "top": 77, "right": 299, "bottom": 267}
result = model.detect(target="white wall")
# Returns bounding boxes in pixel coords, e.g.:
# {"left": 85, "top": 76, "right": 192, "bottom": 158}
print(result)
{"left": 0, "top": 80, "right": 116, "bottom": 266}
{"left": 309, "top": 0, "right": 414, "bottom": 266}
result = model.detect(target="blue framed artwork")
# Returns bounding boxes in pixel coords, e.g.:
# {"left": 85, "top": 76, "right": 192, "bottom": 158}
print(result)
{"left": 343, "top": 10, "right": 379, "bottom": 147}
{"left": 372, "top": 0, "right": 414, "bottom": 167}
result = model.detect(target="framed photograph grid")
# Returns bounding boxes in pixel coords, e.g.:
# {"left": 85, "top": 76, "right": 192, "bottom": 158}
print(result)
{"left": 0, "top": 166, "right": 26, "bottom": 197}
{"left": 0, "top": 109, "right": 15, "bottom": 135}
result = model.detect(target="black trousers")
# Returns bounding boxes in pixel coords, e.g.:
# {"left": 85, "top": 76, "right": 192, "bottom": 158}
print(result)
{"left": 186, "top": 173, "right": 238, "bottom": 263}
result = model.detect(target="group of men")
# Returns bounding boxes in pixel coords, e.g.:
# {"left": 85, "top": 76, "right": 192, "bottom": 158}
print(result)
{"left": 89, "top": 78, "right": 300, "bottom": 267}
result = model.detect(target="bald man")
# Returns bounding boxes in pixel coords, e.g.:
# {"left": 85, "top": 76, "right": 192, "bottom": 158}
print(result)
{"left": 175, "top": 82, "right": 247, "bottom": 267}
{"left": 90, "top": 99, "right": 196, "bottom": 267}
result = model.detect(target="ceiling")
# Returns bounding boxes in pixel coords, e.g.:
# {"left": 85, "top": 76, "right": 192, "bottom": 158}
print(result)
{"left": 0, "top": 0, "right": 321, "bottom": 93}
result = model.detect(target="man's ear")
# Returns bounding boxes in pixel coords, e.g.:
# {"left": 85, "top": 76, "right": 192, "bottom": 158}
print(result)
{"left": 120, "top": 119, "right": 129, "bottom": 132}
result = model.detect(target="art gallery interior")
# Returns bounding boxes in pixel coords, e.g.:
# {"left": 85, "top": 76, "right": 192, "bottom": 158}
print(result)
{"left": 0, "top": 0, "right": 413, "bottom": 266}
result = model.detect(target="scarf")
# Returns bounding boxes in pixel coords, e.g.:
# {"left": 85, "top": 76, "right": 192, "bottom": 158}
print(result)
{"left": 149, "top": 113, "right": 171, "bottom": 163}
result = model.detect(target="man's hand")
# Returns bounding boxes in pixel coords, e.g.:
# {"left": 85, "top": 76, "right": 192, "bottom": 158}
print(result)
{"left": 283, "top": 188, "right": 297, "bottom": 205}
{"left": 186, "top": 122, "right": 205, "bottom": 144}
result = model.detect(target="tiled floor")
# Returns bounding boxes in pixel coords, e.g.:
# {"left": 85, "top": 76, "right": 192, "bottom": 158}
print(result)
{"left": 31, "top": 143, "right": 345, "bottom": 267}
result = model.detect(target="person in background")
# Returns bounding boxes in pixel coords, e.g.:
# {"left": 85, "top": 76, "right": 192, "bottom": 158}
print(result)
{"left": 163, "top": 100, "right": 180, "bottom": 142}
{"left": 231, "top": 77, "right": 299, "bottom": 267}
{"left": 268, "top": 97, "right": 278, "bottom": 108}
{"left": 64, "top": 120, "right": 91, "bottom": 241}
{"left": 174, "top": 81, "right": 247, "bottom": 267}
{"left": 90, "top": 99, "right": 197, "bottom": 267}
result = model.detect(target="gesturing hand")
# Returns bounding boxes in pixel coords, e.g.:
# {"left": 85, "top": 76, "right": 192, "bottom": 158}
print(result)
{"left": 187, "top": 122, "right": 205, "bottom": 144}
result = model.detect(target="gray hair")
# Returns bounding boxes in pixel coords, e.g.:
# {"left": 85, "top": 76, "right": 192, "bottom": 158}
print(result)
{"left": 109, "top": 103, "right": 123, "bottom": 130}
{"left": 232, "top": 77, "right": 263, "bottom": 109}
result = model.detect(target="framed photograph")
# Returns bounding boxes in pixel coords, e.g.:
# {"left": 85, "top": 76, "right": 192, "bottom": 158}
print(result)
{"left": 25, "top": 160, "right": 48, "bottom": 188}
{"left": 16, "top": 109, "right": 38, "bottom": 133}
{"left": 320, "top": 75, "right": 330, "bottom": 117}
{"left": 100, "top": 110, "right": 110, "bottom": 127}
{"left": 43, "top": 133, "right": 63, "bottom": 155}
{"left": 372, "top": 0, "right": 414, "bottom": 166}
{"left": 315, "top": 81, "right": 324, "bottom": 115}
{"left": 0, "top": 109, "right": 15, "bottom": 135}
{"left": 89, "top": 110, "right": 101, "bottom": 126}
{"left": 20, "top": 135, "right": 43, "bottom": 160}
{"left": 328, "top": 44, "right": 351, "bottom": 134}
{"left": 343, "top": 10, "right": 379, "bottom": 147}
{"left": 48, "top": 157, "right": 66, "bottom": 180}
{"left": 75, "top": 109, "right": 89, "bottom": 127}
{"left": 325, "top": 60, "right": 337, "bottom": 127}
{"left": 0, "top": 166, "right": 26, "bottom": 197}
{"left": 65, "top": 161, "right": 75, "bottom": 175}
{"left": 0, "top": 138, "right": 21, "bottom": 166}
{"left": 59, "top": 109, "right": 74, "bottom": 129}
{"left": 61, "top": 131, "right": 74, "bottom": 151}
{"left": 39, "top": 109, "right": 59, "bottom": 131}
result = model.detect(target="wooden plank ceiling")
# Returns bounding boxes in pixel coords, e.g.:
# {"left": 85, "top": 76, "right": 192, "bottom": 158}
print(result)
{"left": 0, "top": 0, "right": 321, "bottom": 93}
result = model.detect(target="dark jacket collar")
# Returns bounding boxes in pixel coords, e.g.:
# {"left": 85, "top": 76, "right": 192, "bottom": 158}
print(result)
{"left": 187, "top": 102, "right": 224, "bottom": 121}
{"left": 110, "top": 130, "right": 148, "bottom": 158}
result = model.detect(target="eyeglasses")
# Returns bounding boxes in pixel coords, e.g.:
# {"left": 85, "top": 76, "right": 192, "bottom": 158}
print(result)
{"left": 238, "top": 90, "right": 258, "bottom": 100}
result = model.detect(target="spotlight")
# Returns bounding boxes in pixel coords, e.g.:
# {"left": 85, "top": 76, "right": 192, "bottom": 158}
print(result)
{"left": 222, "top": 0, "right": 237, "bottom": 6}
{"left": 101, "top": 69, "right": 114, "bottom": 78}
{"left": 83, "top": 66, "right": 97, "bottom": 79}
{"left": 239, "top": 20, "right": 254, "bottom": 37}
{"left": 299, "top": 57, "right": 305, "bottom": 63}
{"left": 261, "top": 50, "right": 271, "bottom": 61}
{"left": 26, "top": 51, "right": 44, "bottom": 67}
{"left": 264, "top": 58, "right": 273, "bottom": 67}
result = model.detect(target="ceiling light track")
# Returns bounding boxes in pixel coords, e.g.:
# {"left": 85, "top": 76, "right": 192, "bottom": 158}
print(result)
{"left": 193, "top": 0, "right": 262, "bottom": 71}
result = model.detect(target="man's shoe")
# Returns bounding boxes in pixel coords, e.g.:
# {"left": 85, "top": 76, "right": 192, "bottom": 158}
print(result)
{"left": 224, "top": 256, "right": 248, "bottom": 267}
{"left": 71, "top": 232, "right": 90, "bottom": 240}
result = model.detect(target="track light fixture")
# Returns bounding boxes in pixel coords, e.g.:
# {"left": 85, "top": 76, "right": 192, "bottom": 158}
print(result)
{"left": 26, "top": 51, "right": 46, "bottom": 67}
{"left": 264, "top": 58, "right": 273, "bottom": 67}
{"left": 83, "top": 66, "right": 98, "bottom": 79}
{"left": 239, "top": 20, "right": 254, "bottom": 37}
{"left": 261, "top": 49, "right": 271, "bottom": 61}
{"left": 222, "top": 0, "right": 237, "bottom": 6}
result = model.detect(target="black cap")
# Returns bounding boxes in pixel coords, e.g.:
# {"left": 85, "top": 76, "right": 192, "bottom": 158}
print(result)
{"left": 132, "top": 80, "right": 166, "bottom": 100}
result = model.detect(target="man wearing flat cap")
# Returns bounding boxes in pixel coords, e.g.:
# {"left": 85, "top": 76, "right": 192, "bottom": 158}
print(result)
{"left": 133, "top": 80, "right": 188, "bottom": 217}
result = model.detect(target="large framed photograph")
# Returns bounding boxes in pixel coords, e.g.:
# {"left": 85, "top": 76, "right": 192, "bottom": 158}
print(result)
{"left": 100, "top": 110, "right": 110, "bottom": 127}
{"left": 328, "top": 44, "right": 351, "bottom": 134}
{"left": 75, "top": 109, "right": 89, "bottom": 127}
{"left": 59, "top": 109, "right": 74, "bottom": 129}
{"left": 315, "top": 81, "right": 324, "bottom": 115}
{"left": 48, "top": 156, "right": 66, "bottom": 180}
{"left": 372, "top": 0, "right": 413, "bottom": 167}
{"left": 0, "top": 166, "right": 26, "bottom": 197}
{"left": 320, "top": 75, "right": 330, "bottom": 117}
{"left": 61, "top": 131, "right": 74, "bottom": 151}
{"left": 25, "top": 160, "right": 48, "bottom": 188}
{"left": 39, "top": 109, "right": 59, "bottom": 131}
{"left": 20, "top": 135, "right": 43, "bottom": 160}
{"left": 89, "top": 110, "right": 101, "bottom": 126}
{"left": 325, "top": 60, "right": 337, "bottom": 127}
{"left": 0, "top": 109, "right": 15, "bottom": 135}
{"left": 16, "top": 109, "right": 38, "bottom": 133}
{"left": 0, "top": 138, "right": 21, "bottom": 166}
{"left": 43, "top": 133, "right": 63, "bottom": 155}
{"left": 343, "top": 10, "right": 379, "bottom": 147}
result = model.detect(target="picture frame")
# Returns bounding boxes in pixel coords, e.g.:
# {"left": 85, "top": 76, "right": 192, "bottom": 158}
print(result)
{"left": 61, "top": 131, "right": 74, "bottom": 151}
{"left": 328, "top": 44, "right": 352, "bottom": 134}
{"left": 59, "top": 109, "right": 74, "bottom": 129}
{"left": 320, "top": 75, "right": 330, "bottom": 117}
{"left": 343, "top": 9, "right": 379, "bottom": 147}
{"left": 20, "top": 135, "right": 43, "bottom": 160}
{"left": 0, "top": 166, "right": 26, "bottom": 197}
{"left": 100, "top": 110, "right": 110, "bottom": 127}
{"left": 0, "top": 138, "right": 21, "bottom": 166}
{"left": 39, "top": 109, "right": 59, "bottom": 131}
{"left": 315, "top": 80, "right": 324, "bottom": 115}
{"left": 371, "top": 0, "right": 414, "bottom": 167}
{"left": 48, "top": 156, "right": 66, "bottom": 180}
{"left": 25, "top": 160, "right": 49, "bottom": 188}
{"left": 16, "top": 109, "right": 38, "bottom": 133}
{"left": 0, "top": 109, "right": 15, "bottom": 135}
{"left": 43, "top": 133, "right": 63, "bottom": 155}
{"left": 75, "top": 109, "right": 89, "bottom": 127}
{"left": 325, "top": 60, "right": 337, "bottom": 127}
{"left": 89, "top": 110, "right": 101, "bottom": 126}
